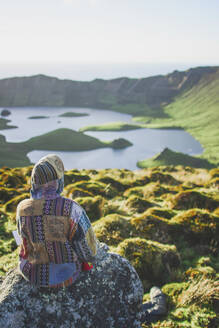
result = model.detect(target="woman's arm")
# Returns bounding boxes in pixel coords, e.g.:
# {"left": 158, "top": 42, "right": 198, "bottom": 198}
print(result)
{"left": 69, "top": 206, "right": 98, "bottom": 263}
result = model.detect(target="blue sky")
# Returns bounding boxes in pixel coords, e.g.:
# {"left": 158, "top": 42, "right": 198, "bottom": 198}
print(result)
{"left": 0, "top": 0, "right": 219, "bottom": 78}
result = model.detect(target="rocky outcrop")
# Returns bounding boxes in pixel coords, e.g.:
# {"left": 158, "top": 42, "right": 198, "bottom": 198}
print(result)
{"left": 0, "top": 244, "right": 144, "bottom": 328}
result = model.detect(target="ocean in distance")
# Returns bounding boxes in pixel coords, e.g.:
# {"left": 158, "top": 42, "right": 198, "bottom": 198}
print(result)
{"left": 0, "top": 107, "right": 203, "bottom": 170}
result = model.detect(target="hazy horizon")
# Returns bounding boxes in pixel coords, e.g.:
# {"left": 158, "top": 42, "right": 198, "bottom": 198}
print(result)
{"left": 1, "top": 0, "right": 219, "bottom": 81}
{"left": 0, "top": 61, "right": 218, "bottom": 82}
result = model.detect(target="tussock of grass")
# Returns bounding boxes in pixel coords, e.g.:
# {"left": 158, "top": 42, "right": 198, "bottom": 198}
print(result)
{"left": 178, "top": 277, "right": 219, "bottom": 306}
{"left": 0, "top": 165, "right": 219, "bottom": 327}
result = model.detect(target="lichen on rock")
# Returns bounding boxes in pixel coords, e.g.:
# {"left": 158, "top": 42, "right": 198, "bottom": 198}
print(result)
{"left": 0, "top": 245, "right": 144, "bottom": 328}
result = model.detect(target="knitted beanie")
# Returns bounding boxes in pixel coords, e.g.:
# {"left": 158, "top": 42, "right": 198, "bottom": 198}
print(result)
{"left": 31, "top": 154, "right": 64, "bottom": 186}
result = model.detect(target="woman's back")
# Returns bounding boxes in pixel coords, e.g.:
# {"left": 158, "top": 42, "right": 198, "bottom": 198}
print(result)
{"left": 16, "top": 154, "right": 97, "bottom": 288}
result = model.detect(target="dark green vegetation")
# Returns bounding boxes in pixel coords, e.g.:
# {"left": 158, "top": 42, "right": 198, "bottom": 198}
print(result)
{"left": 0, "top": 165, "right": 218, "bottom": 327}
{"left": 80, "top": 121, "right": 143, "bottom": 132}
{"left": 0, "top": 66, "right": 218, "bottom": 167}
{"left": 59, "top": 112, "right": 89, "bottom": 117}
{"left": 0, "top": 118, "right": 17, "bottom": 130}
{"left": 1, "top": 109, "right": 11, "bottom": 116}
{"left": 134, "top": 68, "right": 219, "bottom": 167}
{"left": 138, "top": 148, "right": 215, "bottom": 169}
{"left": 0, "top": 128, "right": 132, "bottom": 167}
{"left": 28, "top": 116, "right": 49, "bottom": 119}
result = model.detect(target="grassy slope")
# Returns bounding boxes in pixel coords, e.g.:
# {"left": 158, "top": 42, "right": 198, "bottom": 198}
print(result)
{"left": 135, "top": 69, "right": 219, "bottom": 166}
{"left": 80, "top": 121, "right": 143, "bottom": 132}
{"left": 0, "top": 165, "right": 218, "bottom": 327}
{"left": 137, "top": 148, "right": 215, "bottom": 169}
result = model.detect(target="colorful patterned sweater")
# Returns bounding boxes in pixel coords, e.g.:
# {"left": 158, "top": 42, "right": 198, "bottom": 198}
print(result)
{"left": 17, "top": 195, "right": 98, "bottom": 287}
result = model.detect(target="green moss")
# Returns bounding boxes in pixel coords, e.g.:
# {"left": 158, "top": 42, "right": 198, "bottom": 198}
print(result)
{"left": 205, "top": 177, "right": 219, "bottom": 188}
{"left": 171, "top": 190, "right": 219, "bottom": 211}
{"left": 130, "top": 212, "right": 178, "bottom": 244}
{"left": 74, "top": 196, "right": 104, "bottom": 222}
{"left": 64, "top": 171, "right": 90, "bottom": 185}
{"left": 0, "top": 249, "right": 19, "bottom": 276}
{"left": 0, "top": 188, "right": 21, "bottom": 204}
{"left": 67, "top": 180, "right": 117, "bottom": 199}
{"left": 209, "top": 168, "right": 219, "bottom": 179}
{"left": 123, "top": 186, "right": 145, "bottom": 198}
{"left": 148, "top": 170, "right": 181, "bottom": 185}
{"left": 124, "top": 182, "right": 177, "bottom": 200}
{"left": 64, "top": 185, "right": 93, "bottom": 198}
{"left": 4, "top": 193, "right": 29, "bottom": 214}
{"left": 93, "top": 214, "right": 133, "bottom": 245}
{"left": 125, "top": 195, "right": 156, "bottom": 213}
{"left": 171, "top": 209, "right": 219, "bottom": 245}
{"left": 146, "top": 207, "right": 176, "bottom": 220}
{"left": 0, "top": 165, "right": 219, "bottom": 328}
{"left": 162, "top": 282, "right": 189, "bottom": 306}
{"left": 0, "top": 169, "right": 27, "bottom": 188}
{"left": 115, "top": 237, "right": 180, "bottom": 289}
{"left": 95, "top": 176, "right": 128, "bottom": 192}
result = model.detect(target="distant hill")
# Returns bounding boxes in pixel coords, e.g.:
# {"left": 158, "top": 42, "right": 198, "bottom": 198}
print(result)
{"left": 0, "top": 66, "right": 218, "bottom": 166}
{"left": 0, "top": 66, "right": 217, "bottom": 116}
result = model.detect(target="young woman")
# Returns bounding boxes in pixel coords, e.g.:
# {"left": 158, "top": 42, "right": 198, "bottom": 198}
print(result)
{"left": 16, "top": 153, "right": 166, "bottom": 323}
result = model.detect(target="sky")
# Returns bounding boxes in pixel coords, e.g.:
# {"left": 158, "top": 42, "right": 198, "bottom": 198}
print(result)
{"left": 0, "top": 0, "right": 219, "bottom": 80}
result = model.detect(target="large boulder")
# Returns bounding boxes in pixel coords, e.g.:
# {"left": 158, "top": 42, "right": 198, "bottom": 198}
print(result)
{"left": 0, "top": 245, "right": 144, "bottom": 328}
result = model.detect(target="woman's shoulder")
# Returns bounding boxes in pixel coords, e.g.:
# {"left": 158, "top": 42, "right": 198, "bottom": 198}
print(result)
{"left": 17, "top": 198, "right": 44, "bottom": 216}
{"left": 61, "top": 197, "right": 85, "bottom": 220}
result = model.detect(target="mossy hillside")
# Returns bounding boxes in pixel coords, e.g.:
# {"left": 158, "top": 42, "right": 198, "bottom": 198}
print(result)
{"left": 170, "top": 190, "right": 219, "bottom": 211}
{"left": 74, "top": 196, "right": 104, "bottom": 222}
{"left": 64, "top": 169, "right": 91, "bottom": 185}
{"left": 0, "top": 165, "right": 219, "bottom": 327}
{"left": 171, "top": 209, "right": 219, "bottom": 245}
{"left": 135, "top": 69, "right": 219, "bottom": 166}
{"left": 115, "top": 238, "right": 180, "bottom": 289}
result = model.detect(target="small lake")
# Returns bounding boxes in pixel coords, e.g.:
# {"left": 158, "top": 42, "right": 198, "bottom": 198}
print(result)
{"left": 0, "top": 107, "right": 203, "bottom": 170}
